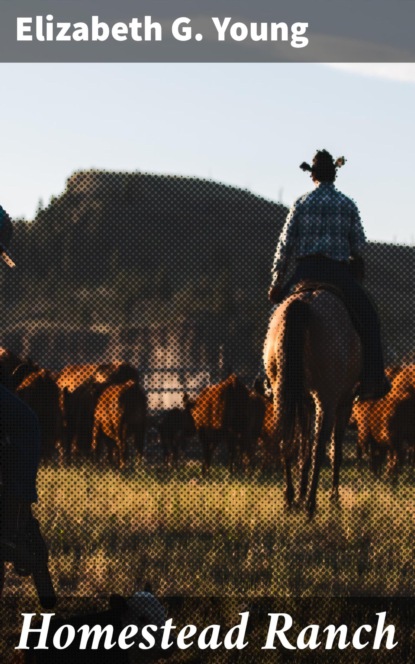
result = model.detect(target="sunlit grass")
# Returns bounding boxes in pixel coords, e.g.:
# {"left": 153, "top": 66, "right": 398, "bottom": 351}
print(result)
{"left": 3, "top": 461, "right": 415, "bottom": 601}
{"left": 2, "top": 462, "right": 415, "bottom": 663}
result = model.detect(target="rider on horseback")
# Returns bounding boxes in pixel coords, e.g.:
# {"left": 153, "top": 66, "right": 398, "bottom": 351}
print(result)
{"left": 268, "top": 149, "right": 391, "bottom": 402}
{"left": 0, "top": 208, "right": 43, "bottom": 575}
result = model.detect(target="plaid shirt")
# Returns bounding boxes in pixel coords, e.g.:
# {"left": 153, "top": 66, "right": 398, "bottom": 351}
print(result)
{"left": 271, "top": 183, "right": 367, "bottom": 284}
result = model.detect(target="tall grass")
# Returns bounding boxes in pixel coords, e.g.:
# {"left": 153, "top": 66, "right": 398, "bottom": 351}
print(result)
{"left": 4, "top": 462, "right": 415, "bottom": 601}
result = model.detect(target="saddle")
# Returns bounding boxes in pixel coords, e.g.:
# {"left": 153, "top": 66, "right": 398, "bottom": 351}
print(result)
{"left": 290, "top": 280, "right": 361, "bottom": 332}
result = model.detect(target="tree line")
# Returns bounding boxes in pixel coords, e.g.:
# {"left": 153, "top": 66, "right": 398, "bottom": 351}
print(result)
{"left": 1, "top": 170, "right": 413, "bottom": 373}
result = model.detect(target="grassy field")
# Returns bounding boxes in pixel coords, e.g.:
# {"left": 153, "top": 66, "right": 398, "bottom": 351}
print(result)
{"left": 2, "top": 459, "right": 415, "bottom": 662}
{"left": 4, "top": 459, "right": 415, "bottom": 601}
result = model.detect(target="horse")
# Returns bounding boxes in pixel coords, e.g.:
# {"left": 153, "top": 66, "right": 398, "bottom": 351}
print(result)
{"left": 263, "top": 289, "right": 361, "bottom": 516}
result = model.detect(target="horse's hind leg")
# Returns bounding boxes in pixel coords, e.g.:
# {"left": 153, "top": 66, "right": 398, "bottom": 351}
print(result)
{"left": 297, "top": 434, "right": 312, "bottom": 504}
{"left": 331, "top": 401, "right": 352, "bottom": 502}
{"left": 306, "top": 408, "right": 335, "bottom": 517}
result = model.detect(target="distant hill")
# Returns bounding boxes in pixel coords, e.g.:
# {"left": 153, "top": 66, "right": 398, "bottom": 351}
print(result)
{"left": 13, "top": 170, "right": 285, "bottom": 289}
{"left": 1, "top": 170, "right": 413, "bottom": 372}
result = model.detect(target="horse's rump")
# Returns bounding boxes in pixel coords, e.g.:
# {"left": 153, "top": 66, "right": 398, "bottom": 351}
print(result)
{"left": 266, "top": 289, "right": 360, "bottom": 387}
{"left": 264, "top": 289, "right": 361, "bottom": 451}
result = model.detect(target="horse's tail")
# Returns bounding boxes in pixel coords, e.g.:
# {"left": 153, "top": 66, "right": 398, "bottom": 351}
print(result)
{"left": 277, "top": 299, "right": 311, "bottom": 445}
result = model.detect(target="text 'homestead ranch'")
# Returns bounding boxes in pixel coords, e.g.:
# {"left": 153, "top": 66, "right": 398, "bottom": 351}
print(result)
{"left": 16, "top": 16, "right": 309, "bottom": 48}
{"left": 17, "top": 611, "right": 397, "bottom": 652}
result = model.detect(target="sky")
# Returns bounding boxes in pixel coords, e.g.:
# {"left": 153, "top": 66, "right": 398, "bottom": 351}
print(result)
{"left": 1, "top": 62, "right": 414, "bottom": 244}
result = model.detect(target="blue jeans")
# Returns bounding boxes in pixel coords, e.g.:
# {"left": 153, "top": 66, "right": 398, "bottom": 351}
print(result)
{"left": 0, "top": 384, "right": 40, "bottom": 502}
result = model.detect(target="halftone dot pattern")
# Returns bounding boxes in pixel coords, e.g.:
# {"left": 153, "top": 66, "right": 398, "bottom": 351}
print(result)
{"left": 0, "top": 168, "right": 414, "bottom": 662}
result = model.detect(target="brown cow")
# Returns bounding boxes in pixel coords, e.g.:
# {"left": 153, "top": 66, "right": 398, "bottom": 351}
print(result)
{"left": 16, "top": 369, "right": 63, "bottom": 462}
{"left": 352, "top": 365, "right": 406, "bottom": 460}
{"left": 158, "top": 394, "right": 196, "bottom": 467}
{"left": 192, "top": 374, "right": 248, "bottom": 475}
{"left": 352, "top": 364, "right": 415, "bottom": 476}
{"left": 58, "top": 362, "right": 139, "bottom": 460}
{"left": 239, "top": 389, "right": 279, "bottom": 473}
{"left": 57, "top": 362, "right": 139, "bottom": 393}
{"left": 62, "top": 379, "right": 109, "bottom": 461}
{"left": 192, "top": 374, "right": 257, "bottom": 475}
{"left": 92, "top": 380, "right": 147, "bottom": 469}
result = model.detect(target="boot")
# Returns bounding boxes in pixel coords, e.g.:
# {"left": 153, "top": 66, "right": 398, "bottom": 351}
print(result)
{"left": 355, "top": 375, "right": 391, "bottom": 402}
{"left": 355, "top": 331, "right": 391, "bottom": 402}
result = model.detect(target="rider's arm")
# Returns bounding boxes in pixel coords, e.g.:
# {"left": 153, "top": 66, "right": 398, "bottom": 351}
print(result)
{"left": 348, "top": 201, "right": 366, "bottom": 258}
{"left": 348, "top": 201, "right": 367, "bottom": 281}
{"left": 271, "top": 203, "right": 299, "bottom": 285}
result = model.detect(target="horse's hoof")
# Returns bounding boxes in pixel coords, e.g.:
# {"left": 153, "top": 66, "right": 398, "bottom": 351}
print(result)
{"left": 284, "top": 495, "right": 294, "bottom": 511}
{"left": 284, "top": 493, "right": 295, "bottom": 510}
{"left": 330, "top": 496, "right": 342, "bottom": 510}
{"left": 329, "top": 490, "right": 339, "bottom": 502}
{"left": 296, "top": 494, "right": 306, "bottom": 507}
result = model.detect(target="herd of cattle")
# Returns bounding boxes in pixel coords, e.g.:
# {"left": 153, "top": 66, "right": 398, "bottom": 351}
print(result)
{"left": 352, "top": 364, "right": 415, "bottom": 476}
{"left": 0, "top": 347, "right": 414, "bottom": 478}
